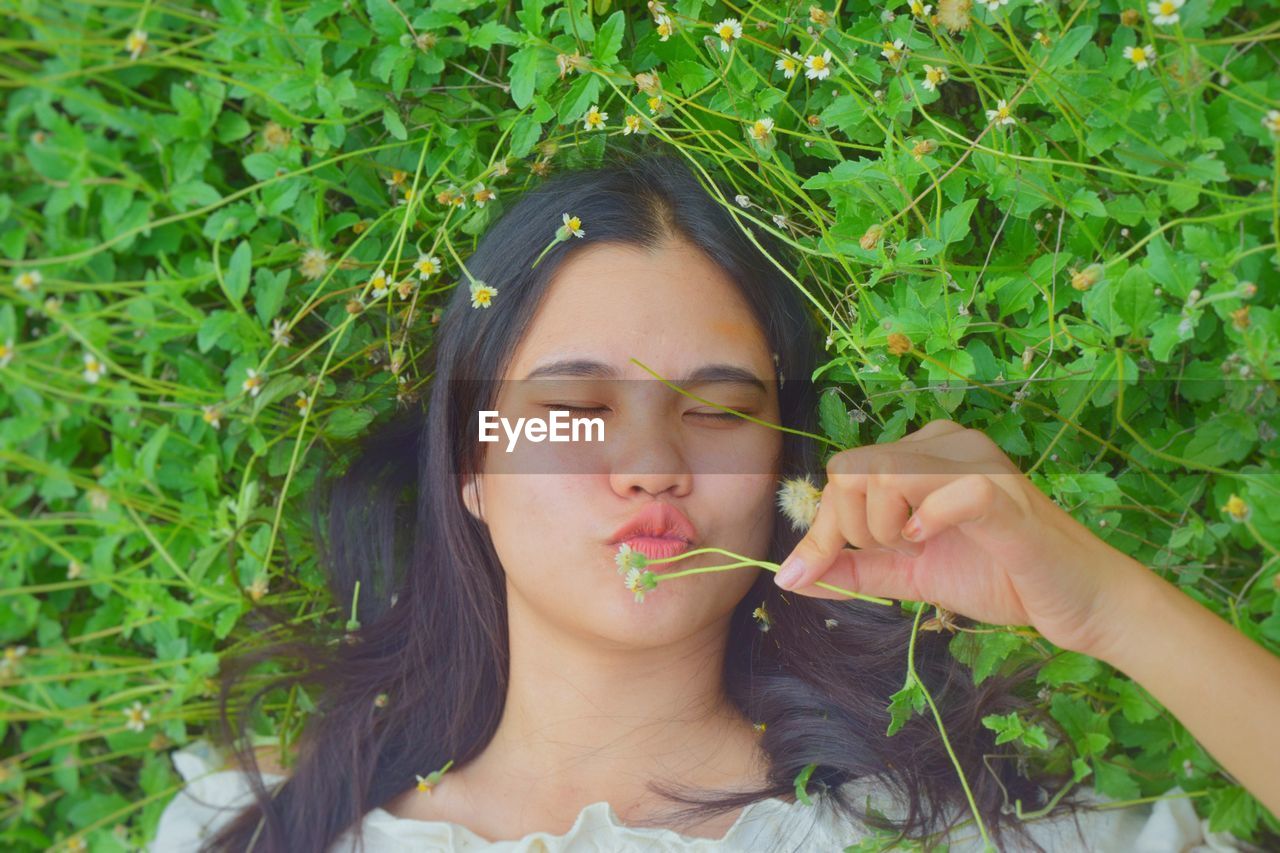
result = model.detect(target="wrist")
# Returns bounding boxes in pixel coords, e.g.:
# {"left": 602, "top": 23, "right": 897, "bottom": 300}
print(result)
{"left": 1078, "top": 554, "right": 1169, "bottom": 666}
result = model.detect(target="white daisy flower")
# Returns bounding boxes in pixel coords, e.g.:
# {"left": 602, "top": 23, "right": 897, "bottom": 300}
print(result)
{"left": 714, "top": 17, "right": 743, "bottom": 51}
{"left": 242, "top": 367, "right": 265, "bottom": 397}
{"left": 748, "top": 117, "right": 774, "bottom": 143}
{"left": 804, "top": 49, "right": 834, "bottom": 79}
{"left": 880, "top": 39, "right": 906, "bottom": 64}
{"left": 775, "top": 49, "right": 803, "bottom": 79}
{"left": 1123, "top": 43, "right": 1156, "bottom": 70}
{"left": 921, "top": 64, "right": 948, "bottom": 91}
{"left": 582, "top": 104, "right": 608, "bottom": 131}
{"left": 123, "top": 701, "right": 150, "bottom": 733}
{"left": 1148, "top": 0, "right": 1183, "bottom": 25}
{"left": 82, "top": 352, "right": 105, "bottom": 384}
{"left": 985, "top": 98, "right": 1016, "bottom": 126}
{"left": 415, "top": 254, "right": 441, "bottom": 279}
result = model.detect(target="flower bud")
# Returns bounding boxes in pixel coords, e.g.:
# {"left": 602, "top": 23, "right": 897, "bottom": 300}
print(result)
{"left": 887, "top": 332, "right": 912, "bottom": 355}
{"left": 860, "top": 224, "right": 885, "bottom": 250}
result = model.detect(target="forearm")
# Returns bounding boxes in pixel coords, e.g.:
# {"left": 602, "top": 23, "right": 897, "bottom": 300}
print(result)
{"left": 1090, "top": 561, "right": 1280, "bottom": 818}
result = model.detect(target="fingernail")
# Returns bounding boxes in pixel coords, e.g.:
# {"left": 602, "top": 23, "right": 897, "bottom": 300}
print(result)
{"left": 776, "top": 556, "right": 806, "bottom": 589}
{"left": 901, "top": 517, "right": 923, "bottom": 542}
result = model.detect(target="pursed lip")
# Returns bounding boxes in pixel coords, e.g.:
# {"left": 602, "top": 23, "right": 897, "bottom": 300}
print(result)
{"left": 607, "top": 503, "right": 698, "bottom": 561}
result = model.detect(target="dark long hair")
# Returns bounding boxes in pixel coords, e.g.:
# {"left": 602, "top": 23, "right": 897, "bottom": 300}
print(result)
{"left": 204, "top": 147, "right": 1073, "bottom": 851}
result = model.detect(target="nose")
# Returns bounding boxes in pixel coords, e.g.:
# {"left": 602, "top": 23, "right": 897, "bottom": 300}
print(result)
{"left": 606, "top": 392, "right": 694, "bottom": 498}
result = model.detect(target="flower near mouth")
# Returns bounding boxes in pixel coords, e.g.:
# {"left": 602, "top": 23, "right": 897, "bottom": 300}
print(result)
{"left": 624, "top": 568, "right": 659, "bottom": 602}
{"left": 615, "top": 543, "right": 650, "bottom": 575}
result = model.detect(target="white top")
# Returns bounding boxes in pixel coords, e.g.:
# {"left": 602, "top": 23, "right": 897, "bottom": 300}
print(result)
{"left": 149, "top": 740, "right": 1247, "bottom": 852}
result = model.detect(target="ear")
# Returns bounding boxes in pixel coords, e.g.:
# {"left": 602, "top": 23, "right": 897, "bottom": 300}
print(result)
{"left": 460, "top": 473, "right": 485, "bottom": 524}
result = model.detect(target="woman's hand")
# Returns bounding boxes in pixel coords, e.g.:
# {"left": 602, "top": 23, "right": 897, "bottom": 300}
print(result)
{"left": 774, "top": 418, "right": 1149, "bottom": 658}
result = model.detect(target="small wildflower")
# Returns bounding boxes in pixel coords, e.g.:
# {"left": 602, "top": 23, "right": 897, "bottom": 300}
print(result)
{"left": 352, "top": 219, "right": 370, "bottom": 234}
{"left": 15, "top": 269, "right": 43, "bottom": 292}
{"left": 247, "top": 575, "right": 269, "bottom": 602}
{"left": 986, "top": 98, "right": 1016, "bottom": 126}
{"left": 367, "top": 267, "right": 389, "bottom": 299}
{"left": 824, "top": 618, "right": 839, "bottom": 629}
{"left": 776, "top": 49, "right": 803, "bottom": 79}
{"left": 753, "top": 721, "right": 767, "bottom": 733}
{"left": 752, "top": 602, "right": 773, "bottom": 631}
{"left": 435, "top": 185, "right": 466, "bottom": 208}
{"left": 384, "top": 169, "right": 409, "bottom": 188}
{"left": 559, "top": 212, "right": 585, "bottom": 239}
{"left": 809, "top": 5, "right": 831, "bottom": 25}
{"left": 921, "top": 64, "right": 948, "bottom": 91}
{"left": 647, "top": 95, "right": 664, "bottom": 115}
{"left": 472, "top": 183, "right": 497, "bottom": 208}
{"left": 887, "top": 332, "right": 913, "bottom": 355}
{"left": 582, "top": 104, "right": 608, "bottom": 131}
{"left": 415, "top": 254, "right": 441, "bottom": 280}
{"left": 735, "top": 194, "right": 752, "bottom": 208}
{"left": 82, "top": 352, "right": 106, "bottom": 384}
{"left": 1230, "top": 306, "right": 1249, "bottom": 330}
{"left": 67, "top": 561, "right": 83, "bottom": 580}
{"left": 202, "top": 404, "right": 222, "bottom": 429}
{"left": 1120, "top": 8, "right": 1141, "bottom": 25}
{"left": 0, "top": 338, "right": 13, "bottom": 369}
{"left": 634, "top": 72, "right": 661, "bottom": 94}
{"left": 397, "top": 186, "right": 419, "bottom": 207}
{"left": 299, "top": 247, "right": 330, "bottom": 280}
{"left": 271, "top": 318, "right": 292, "bottom": 346}
{"left": 655, "top": 14, "right": 674, "bottom": 41}
{"left": 910, "top": 0, "right": 933, "bottom": 16}
{"left": 415, "top": 760, "right": 454, "bottom": 794}
{"left": 1123, "top": 44, "right": 1156, "bottom": 70}
{"left": 555, "top": 52, "right": 585, "bottom": 79}
{"left": 772, "top": 213, "right": 789, "bottom": 229}
{"left": 242, "top": 368, "right": 265, "bottom": 397}
{"left": 615, "top": 542, "right": 650, "bottom": 575}
{"left": 1222, "top": 494, "right": 1250, "bottom": 521}
{"left": 469, "top": 280, "right": 497, "bottom": 309}
{"left": 748, "top": 117, "right": 775, "bottom": 143}
{"left": 776, "top": 475, "right": 822, "bottom": 532}
{"left": 262, "top": 121, "right": 291, "bottom": 151}
{"left": 714, "top": 18, "right": 743, "bottom": 52}
{"left": 911, "top": 138, "right": 938, "bottom": 160}
{"left": 1033, "top": 31, "right": 1052, "bottom": 47}
{"left": 880, "top": 39, "right": 906, "bottom": 65}
{"left": 123, "top": 700, "right": 151, "bottom": 733}
{"left": 979, "top": 0, "right": 1008, "bottom": 12}
{"left": 64, "top": 838, "right": 88, "bottom": 853}
{"left": 0, "top": 645, "right": 27, "bottom": 677}
{"left": 936, "top": 0, "right": 972, "bottom": 30}
{"left": 804, "top": 49, "right": 834, "bottom": 80}
{"left": 124, "top": 28, "right": 148, "bottom": 61}
{"left": 1070, "top": 263, "right": 1105, "bottom": 291}
{"left": 623, "top": 113, "right": 646, "bottom": 135}
{"left": 860, "top": 223, "right": 885, "bottom": 250}
{"left": 624, "top": 567, "right": 659, "bottom": 602}
{"left": 374, "top": 692, "right": 390, "bottom": 708}
{"left": 1262, "top": 110, "right": 1280, "bottom": 137}
{"left": 396, "top": 278, "right": 417, "bottom": 299}
{"left": 1148, "top": 0, "right": 1183, "bottom": 25}
{"left": 294, "top": 391, "right": 311, "bottom": 416}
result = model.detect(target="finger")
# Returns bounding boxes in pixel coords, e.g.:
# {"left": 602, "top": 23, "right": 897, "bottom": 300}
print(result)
{"left": 900, "top": 472, "right": 1029, "bottom": 547}
{"left": 897, "top": 418, "right": 965, "bottom": 443}
{"left": 775, "top": 486, "right": 846, "bottom": 590}
{"left": 784, "top": 548, "right": 920, "bottom": 602}
{"left": 865, "top": 468, "right": 922, "bottom": 557}
{"left": 828, "top": 449, "right": 975, "bottom": 517}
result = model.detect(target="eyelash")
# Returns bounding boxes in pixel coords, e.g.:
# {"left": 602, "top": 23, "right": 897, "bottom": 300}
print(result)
{"left": 544, "top": 405, "right": 746, "bottom": 422}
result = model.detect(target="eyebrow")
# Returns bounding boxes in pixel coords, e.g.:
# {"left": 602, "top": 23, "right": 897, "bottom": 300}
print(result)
{"left": 522, "top": 358, "right": 769, "bottom": 393}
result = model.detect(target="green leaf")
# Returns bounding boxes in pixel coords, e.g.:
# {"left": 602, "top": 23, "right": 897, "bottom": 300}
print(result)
{"left": 1036, "top": 651, "right": 1103, "bottom": 687}
{"left": 886, "top": 674, "right": 927, "bottom": 736}
{"left": 793, "top": 762, "right": 818, "bottom": 806}
{"left": 253, "top": 268, "right": 290, "bottom": 326}
{"left": 818, "top": 388, "right": 857, "bottom": 448}
{"left": 938, "top": 198, "right": 977, "bottom": 245}
{"left": 224, "top": 240, "right": 252, "bottom": 308}
{"left": 1067, "top": 189, "right": 1106, "bottom": 218}
{"left": 593, "top": 10, "right": 626, "bottom": 64}
{"left": 382, "top": 107, "right": 407, "bottom": 140}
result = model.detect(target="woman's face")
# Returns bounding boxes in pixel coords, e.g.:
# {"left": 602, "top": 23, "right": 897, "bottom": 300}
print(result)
{"left": 461, "top": 238, "right": 784, "bottom": 648}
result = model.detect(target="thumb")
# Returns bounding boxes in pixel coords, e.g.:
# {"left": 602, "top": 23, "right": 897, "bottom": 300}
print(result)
{"left": 775, "top": 493, "right": 846, "bottom": 590}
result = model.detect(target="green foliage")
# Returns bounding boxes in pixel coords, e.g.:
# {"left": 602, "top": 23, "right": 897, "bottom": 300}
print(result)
{"left": 2, "top": 0, "right": 1279, "bottom": 849}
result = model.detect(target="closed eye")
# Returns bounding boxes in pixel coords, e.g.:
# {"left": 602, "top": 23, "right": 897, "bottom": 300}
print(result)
{"left": 543, "top": 405, "right": 748, "bottom": 422}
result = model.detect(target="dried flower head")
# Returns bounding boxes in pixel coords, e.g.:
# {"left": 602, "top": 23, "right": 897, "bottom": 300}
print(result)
{"left": 776, "top": 475, "right": 822, "bottom": 532}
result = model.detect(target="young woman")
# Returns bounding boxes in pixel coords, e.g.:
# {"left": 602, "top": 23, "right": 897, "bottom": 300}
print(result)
{"left": 151, "top": 151, "right": 1279, "bottom": 851}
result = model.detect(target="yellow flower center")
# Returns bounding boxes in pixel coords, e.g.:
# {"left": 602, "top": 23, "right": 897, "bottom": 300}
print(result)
{"left": 928, "top": 68, "right": 943, "bottom": 84}
{"left": 566, "top": 216, "right": 581, "bottom": 232}
{"left": 718, "top": 25, "right": 735, "bottom": 39}
{"left": 1131, "top": 48, "right": 1146, "bottom": 62}
{"left": 812, "top": 56, "right": 826, "bottom": 69}
{"left": 658, "top": 22, "right": 671, "bottom": 35}
{"left": 1159, "top": 1, "right": 1174, "bottom": 13}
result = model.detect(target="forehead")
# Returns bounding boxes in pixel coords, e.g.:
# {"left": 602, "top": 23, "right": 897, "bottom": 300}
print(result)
{"left": 505, "top": 239, "right": 773, "bottom": 382}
